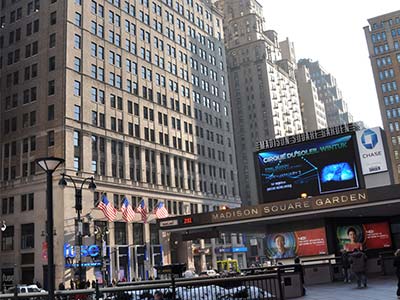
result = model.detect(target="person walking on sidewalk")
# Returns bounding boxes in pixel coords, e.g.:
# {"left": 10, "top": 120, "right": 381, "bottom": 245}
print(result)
{"left": 393, "top": 249, "right": 400, "bottom": 298}
{"left": 350, "top": 248, "right": 368, "bottom": 288}
{"left": 341, "top": 250, "right": 351, "bottom": 283}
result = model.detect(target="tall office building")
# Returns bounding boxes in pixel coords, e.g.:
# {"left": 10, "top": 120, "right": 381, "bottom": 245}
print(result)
{"left": 295, "top": 63, "right": 327, "bottom": 132}
{"left": 0, "top": 0, "right": 240, "bottom": 286}
{"left": 216, "top": 0, "right": 303, "bottom": 206}
{"left": 364, "top": 10, "right": 400, "bottom": 183}
{"left": 297, "top": 59, "right": 353, "bottom": 128}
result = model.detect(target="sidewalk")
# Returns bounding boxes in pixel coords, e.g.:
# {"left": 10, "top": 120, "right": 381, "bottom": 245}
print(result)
{"left": 302, "top": 276, "right": 397, "bottom": 300}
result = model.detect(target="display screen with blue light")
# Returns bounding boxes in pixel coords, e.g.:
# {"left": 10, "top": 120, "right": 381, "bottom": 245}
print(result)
{"left": 256, "top": 134, "right": 361, "bottom": 202}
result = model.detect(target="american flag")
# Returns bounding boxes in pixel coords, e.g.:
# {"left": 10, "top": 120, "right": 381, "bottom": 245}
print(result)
{"left": 135, "top": 199, "right": 147, "bottom": 223}
{"left": 97, "top": 194, "right": 117, "bottom": 222}
{"left": 154, "top": 202, "right": 169, "bottom": 219}
{"left": 120, "top": 197, "right": 135, "bottom": 222}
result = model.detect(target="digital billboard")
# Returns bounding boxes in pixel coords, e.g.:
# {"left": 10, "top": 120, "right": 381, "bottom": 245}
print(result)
{"left": 256, "top": 134, "right": 360, "bottom": 202}
{"left": 265, "top": 228, "right": 328, "bottom": 259}
{"left": 336, "top": 222, "right": 392, "bottom": 251}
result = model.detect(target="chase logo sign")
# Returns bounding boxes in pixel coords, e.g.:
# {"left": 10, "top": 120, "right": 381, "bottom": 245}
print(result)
{"left": 356, "top": 127, "right": 388, "bottom": 175}
{"left": 361, "top": 129, "right": 378, "bottom": 150}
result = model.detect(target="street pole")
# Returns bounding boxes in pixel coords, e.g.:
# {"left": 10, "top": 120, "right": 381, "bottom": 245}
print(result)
{"left": 46, "top": 171, "right": 55, "bottom": 300}
{"left": 76, "top": 189, "right": 83, "bottom": 287}
{"left": 58, "top": 174, "right": 96, "bottom": 289}
{"left": 35, "top": 157, "right": 64, "bottom": 300}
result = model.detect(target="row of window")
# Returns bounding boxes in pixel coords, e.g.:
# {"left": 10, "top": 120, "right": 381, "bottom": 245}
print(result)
{"left": 72, "top": 133, "right": 233, "bottom": 195}
{"left": 386, "top": 107, "right": 400, "bottom": 119}
{"left": 371, "top": 31, "right": 387, "bottom": 43}
{"left": 1, "top": 194, "right": 34, "bottom": 215}
{"left": 1, "top": 223, "right": 34, "bottom": 251}
{"left": 379, "top": 68, "right": 395, "bottom": 80}
{"left": 383, "top": 94, "right": 400, "bottom": 106}
{"left": 381, "top": 81, "right": 398, "bottom": 93}
{"left": 371, "top": 16, "right": 400, "bottom": 30}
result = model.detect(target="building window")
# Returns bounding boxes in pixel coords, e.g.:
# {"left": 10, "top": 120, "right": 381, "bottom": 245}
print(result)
{"left": 73, "top": 130, "right": 80, "bottom": 147}
{"left": 21, "top": 194, "right": 34, "bottom": 211}
{"left": 21, "top": 224, "right": 34, "bottom": 249}
{"left": 50, "top": 11, "right": 57, "bottom": 25}
{"left": 74, "top": 34, "right": 81, "bottom": 49}
{"left": 48, "top": 130, "right": 55, "bottom": 147}
{"left": 114, "top": 222, "right": 127, "bottom": 245}
{"left": 48, "top": 105, "right": 55, "bottom": 121}
{"left": 74, "top": 80, "right": 81, "bottom": 96}
{"left": 48, "top": 80, "right": 55, "bottom": 95}
{"left": 74, "top": 57, "right": 81, "bottom": 72}
{"left": 1, "top": 226, "right": 14, "bottom": 251}
{"left": 49, "top": 33, "right": 56, "bottom": 48}
{"left": 49, "top": 56, "right": 56, "bottom": 71}
{"left": 74, "top": 105, "right": 81, "bottom": 121}
{"left": 133, "top": 223, "right": 144, "bottom": 245}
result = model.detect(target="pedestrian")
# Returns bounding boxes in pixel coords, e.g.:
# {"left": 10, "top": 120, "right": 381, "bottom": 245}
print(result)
{"left": 70, "top": 280, "right": 75, "bottom": 290}
{"left": 294, "top": 257, "right": 306, "bottom": 296}
{"left": 35, "top": 281, "right": 42, "bottom": 289}
{"left": 341, "top": 250, "right": 351, "bottom": 283}
{"left": 58, "top": 282, "right": 65, "bottom": 290}
{"left": 91, "top": 280, "right": 96, "bottom": 289}
{"left": 393, "top": 249, "right": 400, "bottom": 298}
{"left": 154, "top": 291, "right": 164, "bottom": 300}
{"left": 350, "top": 248, "right": 368, "bottom": 288}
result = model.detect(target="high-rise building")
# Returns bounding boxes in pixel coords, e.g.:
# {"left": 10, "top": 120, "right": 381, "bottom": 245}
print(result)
{"left": 216, "top": 0, "right": 303, "bottom": 206}
{"left": 364, "top": 10, "right": 400, "bottom": 183}
{"left": 0, "top": 0, "right": 240, "bottom": 286}
{"left": 295, "top": 63, "right": 327, "bottom": 132}
{"left": 297, "top": 59, "right": 353, "bottom": 128}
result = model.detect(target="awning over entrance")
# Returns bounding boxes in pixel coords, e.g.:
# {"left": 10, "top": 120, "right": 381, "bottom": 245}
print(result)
{"left": 158, "top": 185, "right": 400, "bottom": 234}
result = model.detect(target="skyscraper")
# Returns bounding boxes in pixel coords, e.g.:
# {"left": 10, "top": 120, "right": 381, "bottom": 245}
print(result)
{"left": 364, "top": 10, "right": 400, "bottom": 183}
{"left": 216, "top": 0, "right": 303, "bottom": 205}
{"left": 295, "top": 63, "right": 327, "bottom": 132}
{"left": 0, "top": 0, "right": 239, "bottom": 285}
{"left": 297, "top": 59, "right": 353, "bottom": 128}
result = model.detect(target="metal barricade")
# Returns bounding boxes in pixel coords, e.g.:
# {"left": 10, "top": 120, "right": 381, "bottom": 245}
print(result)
{"left": 0, "top": 272, "right": 283, "bottom": 300}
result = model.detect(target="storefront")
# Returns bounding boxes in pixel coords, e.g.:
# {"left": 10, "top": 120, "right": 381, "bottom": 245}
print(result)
{"left": 159, "top": 185, "right": 400, "bottom": 267}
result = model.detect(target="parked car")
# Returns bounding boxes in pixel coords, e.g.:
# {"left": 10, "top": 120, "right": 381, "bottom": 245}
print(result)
{"left": 199, "top": 269, "right": 219, "bottom": 277}
{"left": 183, "top": 269, "right": 199, "bottom": 278}
{"left": 6, "top": 284, "right": 46, "bottom": 294}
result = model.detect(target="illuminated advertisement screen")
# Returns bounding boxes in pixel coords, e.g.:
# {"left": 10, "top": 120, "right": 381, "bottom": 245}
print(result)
{"left": 336, "top": 222, "right": 392, "bottom": 251}
{"left": 265, "top": 228, "right": 328, "bottom": 259}
{"left": 256, "top": 134, "right": 360, "bottom": 202}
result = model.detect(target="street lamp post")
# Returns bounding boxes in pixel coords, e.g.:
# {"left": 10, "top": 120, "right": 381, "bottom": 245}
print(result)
{"left": 94, "top": 226, "right": 109, "bottom": 285}
{"left": 58, "top": 174, "right": 96, "bottom": 287}
{"left": 35, "top": 157, "right": 65, "bottom": 300}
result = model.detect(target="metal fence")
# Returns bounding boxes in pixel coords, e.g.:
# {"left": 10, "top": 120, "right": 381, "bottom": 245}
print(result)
{"left": 0, "top": 272, "right": 283, "bottom": 300}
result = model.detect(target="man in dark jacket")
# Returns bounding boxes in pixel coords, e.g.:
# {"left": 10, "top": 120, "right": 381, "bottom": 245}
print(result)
{"left": 350, "top": 248, "right": 368, "bottom": 288}
{"left": 393, "top": 249, "right": 400, "bottom": 297}
{"left": 341, "top": 250, "right": 351, "bottom": 283}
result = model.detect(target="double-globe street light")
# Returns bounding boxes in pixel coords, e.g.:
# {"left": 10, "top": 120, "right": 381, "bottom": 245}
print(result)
{"left": 94, "top": 225, "right": 109, "bottom": 285}
{"left": 58, "top": 173, "right": 96, "bottom": 287}
{"left": 35, "top": 157, "right": 65, "bottom": 300}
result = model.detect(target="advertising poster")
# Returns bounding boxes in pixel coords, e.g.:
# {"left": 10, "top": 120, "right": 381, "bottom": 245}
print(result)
{"left": 356, "top": 127, "right": 388, "bottom": 175}
{"left": 336, "top": 222, "right": 392, "bottom": 251}
{"left": 257, "top": 135, "right": 360, "bottom": 202}
{"left": 265, "top": 228, "right": 328, "bottom": 259}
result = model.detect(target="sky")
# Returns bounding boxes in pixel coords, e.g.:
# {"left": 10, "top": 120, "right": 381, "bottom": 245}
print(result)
{"left": 260, "top": 0, "right": 400, "bottom": 128}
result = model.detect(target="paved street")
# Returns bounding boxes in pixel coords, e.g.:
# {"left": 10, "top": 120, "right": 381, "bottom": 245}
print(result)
{"left": 303, "top": 276, "right": 397, "bottom": 299}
